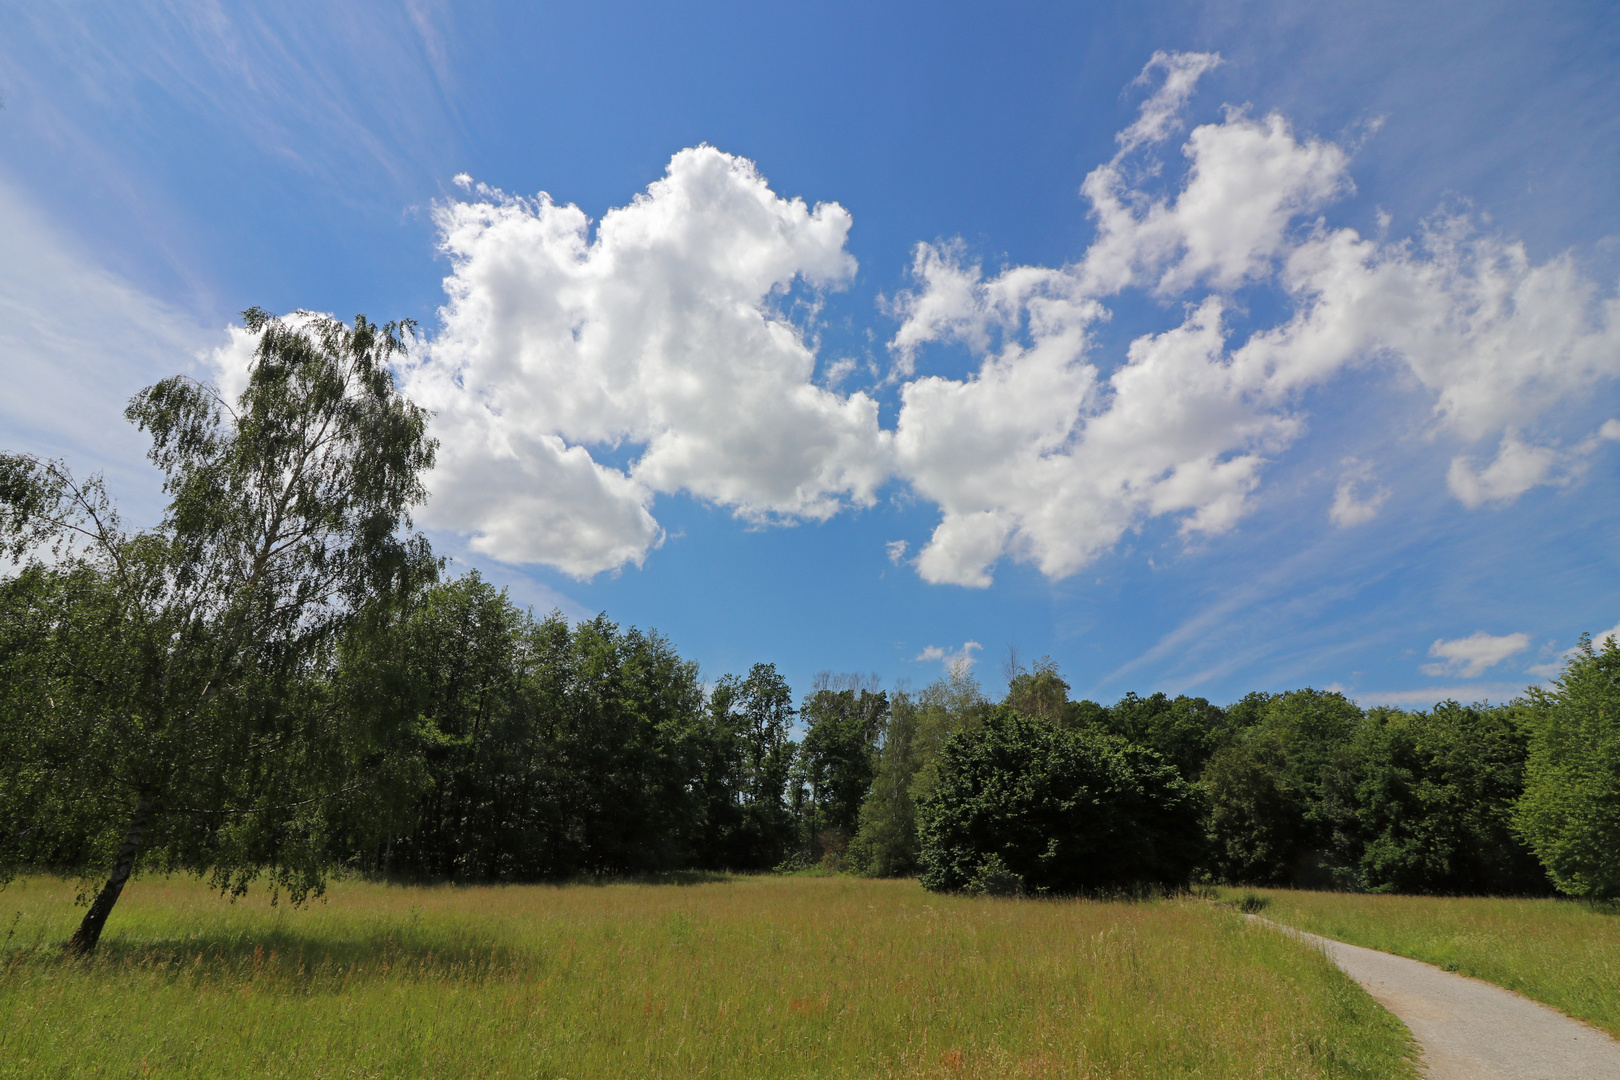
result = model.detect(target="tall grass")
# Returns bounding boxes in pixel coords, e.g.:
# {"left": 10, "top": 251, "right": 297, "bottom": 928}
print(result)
{"left": 1227, "top": 888, "right": 1620, "bottom": 1038}
{"left": 0, "top": 875, "right": 1415, "bottom": 1079}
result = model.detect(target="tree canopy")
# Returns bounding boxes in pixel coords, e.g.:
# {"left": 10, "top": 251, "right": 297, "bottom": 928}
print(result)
{"left": 1330, "top": 702, "right": 1545, "bottom": 895}
{"left": 1516, "top": 634, "right": 1620, "bottom": 899}
{"left": 795, "top": 680, "right": 888, "bottom": 863}
{"left": 0, "top": 310, "right": 436, "bottom": 951}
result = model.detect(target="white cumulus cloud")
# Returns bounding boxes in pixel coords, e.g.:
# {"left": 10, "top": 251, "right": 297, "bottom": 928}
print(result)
{"left": 893, "top": 291, "right": 1293, "bottom": 586}
{"left": 1233, "top": 218, "right": 1620, "bottom": 447}
{"left": 1446, "top": 432, "right": 1565, "bottom": 508}
{"left": 1081, "top": 109, "right": 1351, "bottom": 297}
{"left": 883, "top": 53, "right": 1620, "bottom": 586}
{"left": 1421, "top": 631, "right": 1532, "bottom": 678}
{"left": 405, "top": 146, "right": 892, "bottom": 577}
{"left": 399, "top": 53, "right": 1620, "bottom": 586}
{"left": 1447, "top": 419, "right": 1620, "bottom": 508}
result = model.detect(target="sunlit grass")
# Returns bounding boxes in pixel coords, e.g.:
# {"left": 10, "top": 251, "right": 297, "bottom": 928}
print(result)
{"left": 0, "top": 874, "right": 1416, "bottom": 1079}
{"left": 1222, "top": 887, "right": 1620, "bottom": 1038}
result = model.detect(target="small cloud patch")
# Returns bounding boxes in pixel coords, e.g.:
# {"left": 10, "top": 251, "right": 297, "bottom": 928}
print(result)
{"left": 1421, "top": 631, "right": 1531, "bottom": 678}
{"left": 1329, "top": 459, "right": 1389, "bottom": 527}
{"left": 915, "top": 640, "right": 982, "bottom": 675}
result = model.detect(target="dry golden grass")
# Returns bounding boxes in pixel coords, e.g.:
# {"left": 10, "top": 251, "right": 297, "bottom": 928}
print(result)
{"left": 0, "top": 874, "right": 1416, "bottom": 1079}
{"left": 1223, "top": 887, "right": 1620, "bottom": 1039}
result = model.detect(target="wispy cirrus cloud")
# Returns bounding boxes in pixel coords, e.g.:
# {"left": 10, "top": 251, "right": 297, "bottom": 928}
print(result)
{"left": 1353, "top": 683, "right": 1529, "bottom": 708}
{"left": 0, "top": 178, "right": 208, "bottom": 525}
{"left": 0, "top": 0, "right": 462, "bottom": 189}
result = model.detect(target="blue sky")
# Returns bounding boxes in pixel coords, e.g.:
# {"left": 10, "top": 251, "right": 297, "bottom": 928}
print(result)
{"left": 3, "top": 0, "right": 1619, "bottom": 709}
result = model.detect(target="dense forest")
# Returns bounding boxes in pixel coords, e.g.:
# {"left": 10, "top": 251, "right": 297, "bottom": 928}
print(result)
{"left": 331, "top": 585, "right": 1618, "bottom": 901}
{"left": 9, "top": 559, "right": 1620, "bottom": 900}
{"left": 3, "top": 310, "right": 1618, "bottom": 953}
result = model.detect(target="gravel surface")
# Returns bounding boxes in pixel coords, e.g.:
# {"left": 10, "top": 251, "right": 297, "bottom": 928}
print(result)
{"left": 1251, "top": 916, "right": 1620, "bottom": 1079}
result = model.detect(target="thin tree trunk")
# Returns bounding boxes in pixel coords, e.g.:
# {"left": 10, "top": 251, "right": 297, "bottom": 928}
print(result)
{"left": 66, "top": 792, "right": 156, "bottom": 955}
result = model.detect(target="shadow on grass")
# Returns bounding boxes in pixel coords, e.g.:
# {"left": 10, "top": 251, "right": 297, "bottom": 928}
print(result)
{"left": 354, "top": 868, "right": 738, "bottom": 889}
{"left": 2, "top": 868, "right": 752, "bottom": 985}
{"left": 8, "top": 927, "right": 539, "bottom": 988}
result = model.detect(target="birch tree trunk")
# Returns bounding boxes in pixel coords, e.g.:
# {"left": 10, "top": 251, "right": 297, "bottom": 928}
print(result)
{"left": 65, "top": 792, "right": 156, "bottom": 955}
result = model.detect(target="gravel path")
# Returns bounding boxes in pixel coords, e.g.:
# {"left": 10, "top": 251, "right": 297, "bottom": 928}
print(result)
{"left": 1251, "top": 916, "right": 1620, "bottom": 1079}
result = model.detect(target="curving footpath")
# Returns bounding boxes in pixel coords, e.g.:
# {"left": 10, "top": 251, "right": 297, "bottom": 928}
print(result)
{"left": 1250, "top": 915, "right": 1620, "bottom": 1079}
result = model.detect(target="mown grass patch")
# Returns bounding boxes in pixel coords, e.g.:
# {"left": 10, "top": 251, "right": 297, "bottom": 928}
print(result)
{"left": 1222, "top": 887, "right": 1620, "bottom": 1038}
{"left": 0, "top": 875, "right": 1416, "bottom": 1079}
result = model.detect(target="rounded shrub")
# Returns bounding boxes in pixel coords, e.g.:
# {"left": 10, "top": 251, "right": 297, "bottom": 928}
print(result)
{"left": 917, "top": 707, "right": 1205, "bottom": 894}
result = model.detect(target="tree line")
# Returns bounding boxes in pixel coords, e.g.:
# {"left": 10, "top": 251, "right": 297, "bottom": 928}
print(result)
{"left": 3, "top": 311, "right": 1618, "bottom": 954}
{"left": 877, "top": 656, "right": 1613, "bottom": 900}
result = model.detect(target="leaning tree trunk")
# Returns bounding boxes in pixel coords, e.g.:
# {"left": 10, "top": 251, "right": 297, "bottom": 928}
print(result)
{"left": 66, "top": 792, "right": 156, "bottom": 955}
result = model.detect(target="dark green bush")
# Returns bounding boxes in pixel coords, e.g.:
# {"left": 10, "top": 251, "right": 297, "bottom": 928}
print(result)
{"left": 917, "top": 708, "right": 1205, "bottom": 894}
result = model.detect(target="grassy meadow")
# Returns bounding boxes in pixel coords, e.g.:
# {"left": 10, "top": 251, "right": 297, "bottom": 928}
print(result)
{"left": 0, "top": 874, "right": 1416, "bottom": 1079}
{"left": 1224, "top": 888, "right": 1620, "bottom": 1038}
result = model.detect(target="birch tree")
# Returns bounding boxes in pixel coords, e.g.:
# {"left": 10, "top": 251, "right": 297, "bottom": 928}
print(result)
{"left": 0, "top": 309, "right": 436, "bottom": 952}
